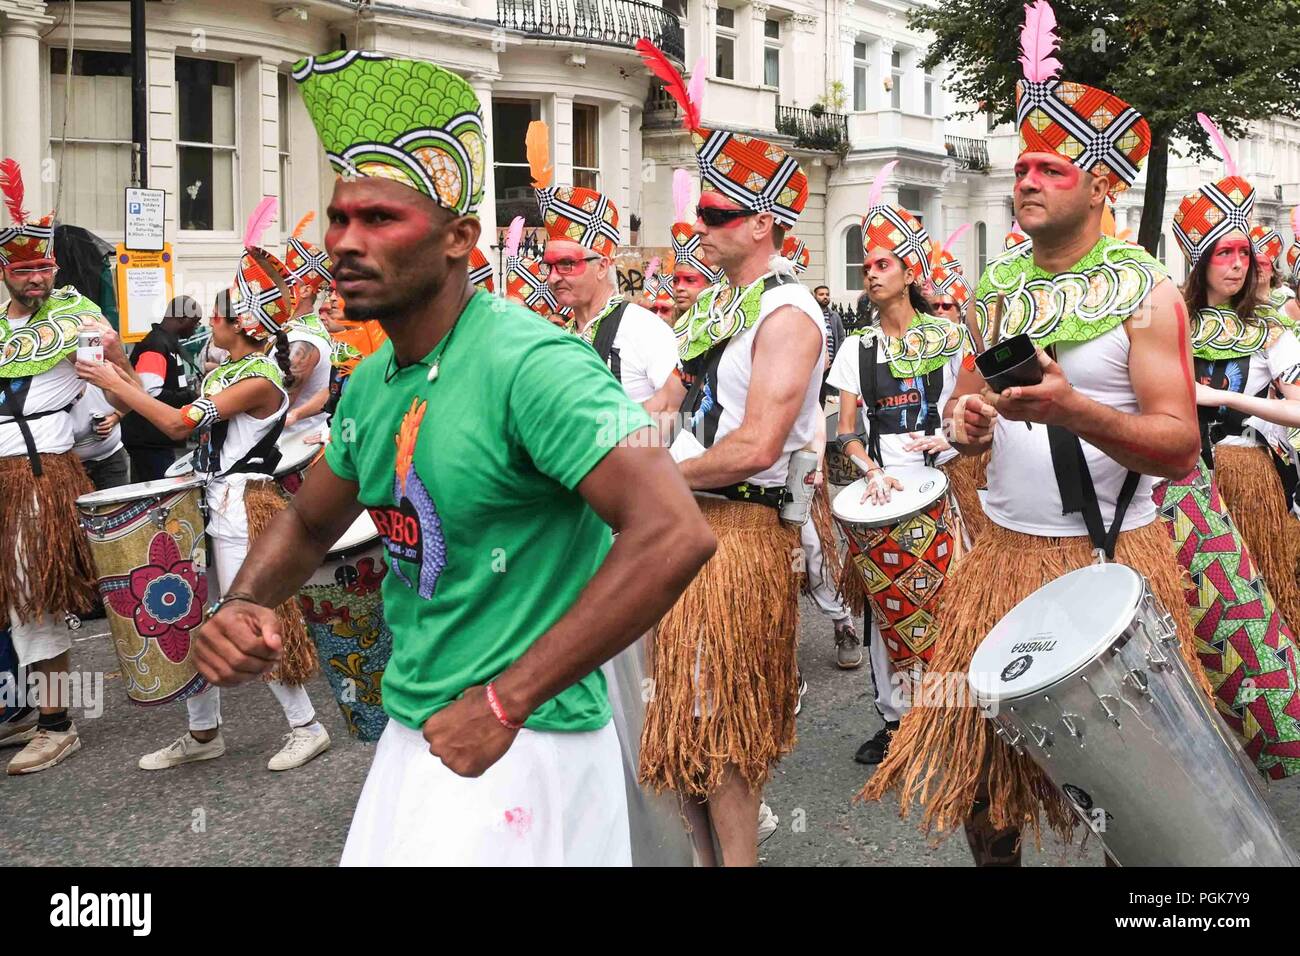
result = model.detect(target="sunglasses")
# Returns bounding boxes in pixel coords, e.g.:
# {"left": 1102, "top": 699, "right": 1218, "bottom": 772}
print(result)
{"left": 932, "top": 301, "right": 959, "bottom": 312}
{"left": 697, "top": 205, "right": 756, "bottom": 227}
{"left": 540, "top": 255, "right": 600, "bottom": 277}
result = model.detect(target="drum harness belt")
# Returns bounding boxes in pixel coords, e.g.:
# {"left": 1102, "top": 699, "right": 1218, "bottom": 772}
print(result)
{"left": 589, "top": 298, "right": 630, "bottom": 385}
{"left": 0, "top": 377, "right": 77, "bottom": 477}
{"left": 1046, "top": 425, "right": 1139, "bottom": 562}
{"left": 856, "top": 332, "right": 942, "bottom": 470}
{"left": 677, "top": 275, "right": 794, "bottom": 511}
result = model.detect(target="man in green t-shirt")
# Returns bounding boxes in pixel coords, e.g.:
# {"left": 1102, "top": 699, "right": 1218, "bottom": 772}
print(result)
{"left": 192, "top": 52, "right": 715, "bottom": 866}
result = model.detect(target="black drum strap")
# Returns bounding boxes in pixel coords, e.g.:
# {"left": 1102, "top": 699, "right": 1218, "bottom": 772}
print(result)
{"left": 590, "top": 300, "right": 630, "bottom": 372}
{"left": 858, "top": 336, "right": 883, "bottom": 466}
{"left": 1046, "top": 424, "right": 1140, "bottom": 560}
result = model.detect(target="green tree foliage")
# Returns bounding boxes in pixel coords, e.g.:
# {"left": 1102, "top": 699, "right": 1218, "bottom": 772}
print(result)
{"left": 911, "top": 0, "right": 1300, "bottom": 254}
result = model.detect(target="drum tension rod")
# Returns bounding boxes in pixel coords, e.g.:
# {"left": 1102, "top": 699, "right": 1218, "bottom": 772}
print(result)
{"left": 1081, "top": 675, "right": 1122, "bottom": 728}
{"left": 1045, "top": 694, "right": 1085, "bottom": 745}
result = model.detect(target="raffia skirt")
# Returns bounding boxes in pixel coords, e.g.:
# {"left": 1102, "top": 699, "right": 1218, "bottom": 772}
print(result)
{"left": 859, "top": 519, "right": 1211, "bottom": 845}
{"left": 640, "top": 497, "right": 801, "bottom": 796}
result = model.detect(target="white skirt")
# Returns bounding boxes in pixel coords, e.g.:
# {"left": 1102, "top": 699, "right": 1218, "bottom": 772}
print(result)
{"left": 340, "top": 718, "right": 631, "bottom": 866}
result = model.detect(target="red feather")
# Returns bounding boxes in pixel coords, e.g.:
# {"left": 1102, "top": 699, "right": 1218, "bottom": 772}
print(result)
{"left": 0, "top": 159, "right": 28, "bottom": 226}
{"left": 636, "top": 39, "right": 700, "bottom": 131}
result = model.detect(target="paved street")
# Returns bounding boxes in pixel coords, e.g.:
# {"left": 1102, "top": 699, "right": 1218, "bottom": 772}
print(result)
{"left": 6, "top": 600, "right": 1300, "bottom": 866}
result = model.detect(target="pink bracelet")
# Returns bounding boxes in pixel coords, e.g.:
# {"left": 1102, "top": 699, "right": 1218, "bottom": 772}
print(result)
{"left": 485, "top": 682, "right": 524, "bottom": 730}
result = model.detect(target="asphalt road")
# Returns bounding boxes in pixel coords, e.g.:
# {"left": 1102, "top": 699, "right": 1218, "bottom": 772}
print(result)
{"left": 5, "top": 601, "right": 1300, "bottom": 866}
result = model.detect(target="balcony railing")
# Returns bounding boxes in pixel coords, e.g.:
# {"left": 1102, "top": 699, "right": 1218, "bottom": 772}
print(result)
{"left": 945, "top": 135, "right": 989, "bottom": 171}
{"left": 776, "top": 105, "right": 848, "bottom": 153}
{"left": 496, "top": 0, "right": 685, "bottom": 62}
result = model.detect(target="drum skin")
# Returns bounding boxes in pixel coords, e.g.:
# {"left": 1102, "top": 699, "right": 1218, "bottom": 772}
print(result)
{"left": 296, "top": 537, "right": 392, "bottom": 741}
{"left": 78, "top": 484, "right": 208, "bottom": 706}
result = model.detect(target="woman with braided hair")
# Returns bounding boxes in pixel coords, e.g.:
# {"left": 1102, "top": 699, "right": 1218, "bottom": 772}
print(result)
{"left": 77, "top": 202, "right": 330, "bottom": 773}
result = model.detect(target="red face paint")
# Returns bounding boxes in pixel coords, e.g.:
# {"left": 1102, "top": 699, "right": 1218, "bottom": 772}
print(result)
{"left": 1208, "top": 237, "right": 1251, "bottom": 294}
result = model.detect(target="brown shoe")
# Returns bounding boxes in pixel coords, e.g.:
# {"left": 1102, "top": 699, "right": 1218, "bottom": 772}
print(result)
{"left": 6, "top": 723, "right": 82, "bottom": 775}
{"left": 834, "top": 620, "right": 863, "bottom": 669}
{"left": 0, "top": 709, "right": 38, "bottom": 749}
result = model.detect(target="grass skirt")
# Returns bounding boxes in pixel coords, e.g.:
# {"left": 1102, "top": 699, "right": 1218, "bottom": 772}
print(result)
{"left": 860, "top": 519, "right": 1210, "bottom": 844}
{"left": 0, "top": 452, "right": 97, "bottom": 622}
{"left": 640, "top": 497, "right": 801, "bottom": 796}
{"left": 244, "top": 480, "right": 319, "bottom": 686}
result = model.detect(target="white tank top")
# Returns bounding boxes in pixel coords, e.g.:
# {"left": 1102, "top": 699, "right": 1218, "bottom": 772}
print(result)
{"left": 983, "top": 324, "right": 1157, "bottom": 537}
{"left": 711, "top": 281, "right": 827, "bottom": 487}
{"left": 287, "top": 325, "right": 331, "bottom": 431}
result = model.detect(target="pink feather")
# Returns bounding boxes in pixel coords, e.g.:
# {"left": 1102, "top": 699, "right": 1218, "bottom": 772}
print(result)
{"left": 243, "top": 196, "right": 278, "bottom": 250}
{"left": 645, "top": 257, "right": 661, "bottom": 282}
{"left": 504, "top": 216, "right": 525, "bottom": 259}
{"left": 673, "top": 168, "right": 693, "bottom": 222}
{"left": 1292, "top": 206, "right": 1300, "bottom": 239}
{"left": 1197, "top": 113, "right": 1237, "bottom": 179}
{"left": 1012, "top": 219, "right": 1021, "bottom": 232}
{"left": 944, "top": 223, "right": 971, "bottom": 253}
{"left": 1019, "top": 0, "right": 1063, "bottom": 84}
{"left": 867, "top": 160, "right": 899, "bottom": 211}
{"left": 687, "top": 55, "right": 707, "bottom": 118}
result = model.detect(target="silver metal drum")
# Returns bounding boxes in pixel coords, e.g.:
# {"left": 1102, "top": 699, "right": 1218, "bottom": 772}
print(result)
{"left": 969, "top": 563, "right": 1299, "bottom": 867}
{"left": 601, "top": 633, "right": 696, "bottom": 867}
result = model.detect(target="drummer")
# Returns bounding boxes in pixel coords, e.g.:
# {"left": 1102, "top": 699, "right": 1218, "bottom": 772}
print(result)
{"left": 78, "top": 220, "right": 331, "bottom": 774}
{"left": 527, "top": 121, "right": 680, "bottom": 405}
{"left": 638, "top": 42, "right": 826, "bottom": 867}
{"left": 827, "top": 163, "right": 970, "bottom": 765}
{"left": 0, "top": 158, "right": 136, "bottom": 774}
{"left": 863, "top": 0, "right": 1207, "bottom": 865}
{"left": 281, "top": 214, "right": 334, "bottom": 436}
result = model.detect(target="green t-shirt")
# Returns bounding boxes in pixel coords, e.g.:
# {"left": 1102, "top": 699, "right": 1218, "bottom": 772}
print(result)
{"left": 325, "top": 291, "right": 653, "bottom": 733}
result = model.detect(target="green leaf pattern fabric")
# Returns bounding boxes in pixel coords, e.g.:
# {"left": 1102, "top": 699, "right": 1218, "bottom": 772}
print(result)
{"left": 973, "top": 236, "right": 1166, "bottom": 349}
{"left": 293, "top": 51, "right": 485, "bottom": 216}
{"left": 0, "top": 286, "right": 102, "bottom": 379}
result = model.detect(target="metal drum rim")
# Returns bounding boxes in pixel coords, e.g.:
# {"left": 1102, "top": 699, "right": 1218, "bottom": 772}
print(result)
{"left": 75, "top": 474, "right": 206, "bottom": 508}
{"left": 968, "top": 564, "right": 1147, "bottom": 703}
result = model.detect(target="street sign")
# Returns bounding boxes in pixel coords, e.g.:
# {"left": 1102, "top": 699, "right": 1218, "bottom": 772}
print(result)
{"left": 124, "top": 187, "right": 165, "bottom": 251}
{"left": 114, "top": 244, "right": 174, "bottom": 343}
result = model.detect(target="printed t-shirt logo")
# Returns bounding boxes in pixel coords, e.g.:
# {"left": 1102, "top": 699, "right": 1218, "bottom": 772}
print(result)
{"left": 367, "top": 397, "right": 447, "bottom": 599}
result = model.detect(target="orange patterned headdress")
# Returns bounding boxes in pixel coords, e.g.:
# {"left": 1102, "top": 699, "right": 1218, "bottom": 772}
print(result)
{"left": 862, "top": 161, "right": 934, "bottom": 283}
{"left": 0, "top": 159, "right": 55, "bottom": 267}
{"left": 283, "top": 212, "right": 334, "bottom": 298}
{"left": 1015, "top": 1, "right": 1150, "bottom": 196}
{"left": 231, "top": 197, "right": 298, "bottom": 340}
{"left": 669, "top": 169, "right": 722, "bottom": 282}
{"left": 638, "top": 40, "right": 807, "bottom": 228}
{"left": 1288, "top": 208, "right": 1300, "bottom": 283}
{"left": 1250, "top": 225, "right": 1283, "bottom": 264}
{"left": 526, "top": 121, "right": 620, "bottom": 257}
{"left": 781, "top": 235, "right": 811, "bottom": 275}
{"left": 469, "top": 247, "right": 494, "bottom": 293}
{"left": 929, "top": 225, "right": 972, "bottom": 307}
{"left": 1172, "top": 114, "right": 1255, "bottom": 269}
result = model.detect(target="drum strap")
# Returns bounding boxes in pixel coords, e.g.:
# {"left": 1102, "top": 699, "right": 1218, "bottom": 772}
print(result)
{"left": 590, "top": 300, "right": 630, "bottom": 380}
{"left": 0, "top": 377, "right": 77, "bottom": 477}
{"left": 1046, "top": 425, "right": 1140, "bottom": 560}
{"left": 857, "top": 336, "right": 940, "bottom": 468}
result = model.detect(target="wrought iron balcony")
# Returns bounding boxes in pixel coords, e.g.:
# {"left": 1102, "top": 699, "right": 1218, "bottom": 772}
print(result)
{"left": 775, "top": 105, "right": 849, "bottom": 153}
{"left": 944, "top": 135, "right": 989, "bottom": 171}
{"left": 496, "top": 0, "right": 685, "bottom": 62}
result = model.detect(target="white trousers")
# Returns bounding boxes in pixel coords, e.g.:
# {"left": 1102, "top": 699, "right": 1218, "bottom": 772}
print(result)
{"left": 800, "top": 518, "right": 850, "bottom": 622}
{"left": 341, "top": 719, "right": 631, "bottom": 866}
{"left": 10, "top": 510, "right": 74, "bottom": 668}
{"left": 867, "top": 618, "right": 911, "bottom": 723}
{"left": 183, "top": 533, "right": 315, "bottom": 732}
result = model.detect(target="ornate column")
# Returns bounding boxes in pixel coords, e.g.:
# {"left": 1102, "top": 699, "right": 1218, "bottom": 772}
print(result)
{"left": 467, "top": 71, "right": 500, "bottom": 250}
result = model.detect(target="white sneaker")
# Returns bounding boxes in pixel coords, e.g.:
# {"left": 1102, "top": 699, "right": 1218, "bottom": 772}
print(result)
{"left": 267, "top": 726, "right": 330, "bottom": 771}
{"left": 139, "top": 731, "right": 226, "bottom": 770}
{"left": 757, "top": 801, "right": 780, "bottom": 845}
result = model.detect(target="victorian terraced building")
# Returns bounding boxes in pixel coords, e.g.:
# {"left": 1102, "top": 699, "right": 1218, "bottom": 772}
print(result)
{"left": 12, "top": 0, "right": 1300, "bottom": 306}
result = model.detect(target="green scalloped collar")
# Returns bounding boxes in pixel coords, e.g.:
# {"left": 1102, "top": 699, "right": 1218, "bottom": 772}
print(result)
{"left": 0, "top": 287, "right": 101, "bottom": 379}
{"left": 850, "top": 313, "right": 970, "bottom": 378}
{"left": 973, "top": 236, "right": 1167, "bottom": 349}
{"left": 1191, "top": 304, "right": 1287, "bottom": 360}
{"left": 202, "top": 352, "right": 284, "bottom": 397}
{"left": 674, "top": 274, "right": 766, "bottom": 363}
{"left": 568, "top": 294, "right": 625, "bottom": 347}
